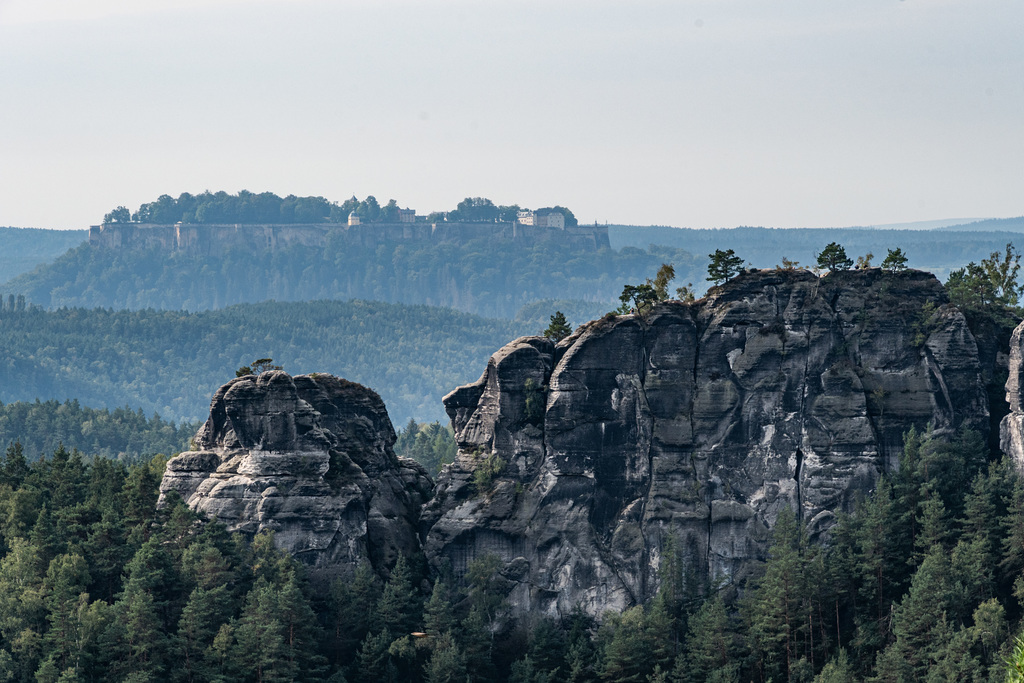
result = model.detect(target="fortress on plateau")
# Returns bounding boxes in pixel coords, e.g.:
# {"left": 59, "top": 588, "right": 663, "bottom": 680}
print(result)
{"left": 89, "top": 220, "right": 611, "bottom": 256}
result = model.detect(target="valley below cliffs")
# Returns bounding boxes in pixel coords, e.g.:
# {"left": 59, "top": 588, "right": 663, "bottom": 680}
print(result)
{"left": 160, "top": 268, "right": 994, "bottom": 619}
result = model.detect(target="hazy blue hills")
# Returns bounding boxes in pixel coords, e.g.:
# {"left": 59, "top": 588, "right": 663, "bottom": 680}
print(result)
{"left": 0, "top": 227, "right": 87, "bottom": 283}
{"left": 610, "top": 224, "right": 1024, "bottom": 281}
{"left": 1, "top": 236, "right": 696, "bottom": 317}
{"left": 0, "top": 299, "right": 535, "bottom": 426}
{"left": 934, "top": 216, "right": 1024, "bottom": 232}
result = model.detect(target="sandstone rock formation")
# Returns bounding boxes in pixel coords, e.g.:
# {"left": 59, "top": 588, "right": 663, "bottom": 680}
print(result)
{"left": 422, "top": 269, "right": 989, "bottom": 619}
{"left": 159, "top": 371, "right": 431, "bottom": 581}
{"left": 1001, "top": 320, "right": 1024, "bottom": 470}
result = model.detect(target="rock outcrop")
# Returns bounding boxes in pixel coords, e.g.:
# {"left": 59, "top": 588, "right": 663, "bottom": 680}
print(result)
{"left": 422, "top": 269, "right": 989, "bottom": 619}
{"left": 1001, "top": 320, "right": 1024, "bottom": 470}
{"left": 159, "top": 371, "right": 431, "bottom": 582}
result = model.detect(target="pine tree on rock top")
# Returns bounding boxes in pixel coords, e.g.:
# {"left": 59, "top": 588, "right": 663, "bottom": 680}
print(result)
{"left": 706, "top": 249, "right": 744, "bottom": 285}
{"left": 543, "top": 311, "right": 572, "bottom": 342}
{"left": 815, "top": 242, "right": 853, "bottom": 272}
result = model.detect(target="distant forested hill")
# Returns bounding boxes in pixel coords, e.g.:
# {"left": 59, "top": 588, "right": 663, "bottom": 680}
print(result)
{"left": 0, "top": 227, "right": 87, "bottom": 283}
{"left": 610, "top": 225, "right": 1024, "bottom": 281}
{"left": 0, "top": 399, "right": 196, "bottom": 462}
{"left": 0, "top": 300, "right": 532, "bottom": 425}
{"left": 1, "top": 238, "right": 696, "bottom": 317}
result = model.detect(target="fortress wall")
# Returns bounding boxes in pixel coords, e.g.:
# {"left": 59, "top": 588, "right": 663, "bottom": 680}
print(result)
{"left": 89, "top": 221, "right": 610, "bottom": 253}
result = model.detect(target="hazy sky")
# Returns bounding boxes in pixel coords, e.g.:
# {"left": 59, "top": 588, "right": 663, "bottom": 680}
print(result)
{"left": 1, "top": 0, "right": 1021, "bottom": 230}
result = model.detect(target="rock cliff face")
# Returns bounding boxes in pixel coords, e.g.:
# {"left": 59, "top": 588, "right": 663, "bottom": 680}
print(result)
{"left": 159, "top": 371, "right": 431, "bottom": 581}
{"left": 1000, "top": 321, "right": 1024, "bottom": 470}
{"left": 422, "top": 269, "right": 989, "bottom": 618}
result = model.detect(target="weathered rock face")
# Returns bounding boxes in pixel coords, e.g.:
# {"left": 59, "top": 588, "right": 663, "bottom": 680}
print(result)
{"left": 1000, "top": 321, "right": 1024, "bottom": 470}
{"left": 159, "top": 371, "right": 432, "bottom": 581}
{"left": 422, "top": 269, "right": 989, "bottom": 619}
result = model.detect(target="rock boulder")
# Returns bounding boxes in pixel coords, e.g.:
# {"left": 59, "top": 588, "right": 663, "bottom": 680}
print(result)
{"left": 159, "top": 371, "right": 431, "bottom": 582}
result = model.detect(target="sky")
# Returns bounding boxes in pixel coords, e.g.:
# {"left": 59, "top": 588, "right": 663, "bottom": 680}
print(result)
{"left": 1, "top": 0, "right": 1021, "bottom": 230}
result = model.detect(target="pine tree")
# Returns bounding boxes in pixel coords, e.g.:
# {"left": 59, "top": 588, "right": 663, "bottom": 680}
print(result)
{"left": 276, "top": 571, "right": 327, "bottom": 679}
{"left": 423, "top": 579, "right": 456, "bottom": 638}
{"left": 816, "top": 243, "right": 853, "bottom": 272}
{"left": 706, "top": 249, "right": 744, "bottom": 285}
{"left": 42, "top": 554, "right": 91, "bottom": 673}
{"left": 175, "top": 585, "right": 231, "bottom": 683}
{"left": 1, "top": 441, "right": 29, "bottom": 488}
{"left": 459, "top": 605, "right": 495, "bottom": 683}
{"left": 543, "top": 312, "right": 572, "bottom": 342}
{"left": 880, "top": 248, "right": 908, "bottom": 273}
{"left": 528, "top": 618, "right": 567, "bottom": 676}
{"left": 424, "top": 631, "right": 467, "bottom": 683}
{"left": 357, "top": 629, "right": 393, "bottom": 683}
{"left": 376, "top": 554, "right": 421, "bottom": 637}
{"left": 598, "top": 606, "right": 650, "bottom": 682}
{"left": 877, "top": 549, "right": 952, "bottom": 680}
{"left": 117, "top": 580, "right": 169, "bottom": 679}
{"left": 680, "top": 595, "right": 734, "bottom": 683}
{"left": 745, "top": 508, "right": 808, "bottom": 682}
{"left": 232, "top": 577, "right": 293, "bottom": 682}
{"left": 814, "top": 649, "right": 855, "bottom": 683}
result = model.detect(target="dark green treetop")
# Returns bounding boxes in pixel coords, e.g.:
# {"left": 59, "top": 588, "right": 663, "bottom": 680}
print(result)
{"left": 543, "top": 311, "right": 572, "bottom": 342}
{"left": 816, "top": 242, "right": 853, "bottom": 272}
{"left": 707, "top": 249, "right": 744, "bottom": 285}
{"left": 880, "top": 248, "right": 909, "bottom": 273}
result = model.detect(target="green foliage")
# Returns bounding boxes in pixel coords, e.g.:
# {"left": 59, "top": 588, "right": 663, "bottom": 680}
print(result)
{"left": 543, "top": 311, "right": 572, "bottom": 342}
{"left": 815, "top": 242, "right": 853, "bottom": 272}
{"left": 706, "top": 249, "right": 744, "bottom": 285}
{"left": 394, "top": 420, "right": 456, "bottom": 477}
{"left": 523, "top": 378, "right": 546, "bottom": 425}
{"left": 0, "top": 402, "right": 1021, "bottom": 683}
{"left": 235, "top": 358, "right": 282, "bottom": 377}
{"left": 617, "top": 283, "right": 658, "bottom": 315}
{"left": 880, "top": 247, "right": 909, "bottom": 273}
{"left": 910, "top": 300, "right": 940, "bottom": 347}
{"left": 946, "top": 243, "right": 1023, "bottom": 324}
{"left": 617, "top": 263, "right": 679, "bottom": 315}
{"left": 472, "top": 452, "right": 506, "bottom": 494}
{"left": 5, "top": 232, "right": 700, "bottom": 322}
{"left": 104, "top": 206, "right": 131, "bottom": 224}
{"left": 0, "top": 400, "right": 196, "bottom": 464}
{"left": 0, "top": 227, "right": 87, "bottom": 285}
{"left": 0, "top": 299, "right": 528, "bottom": 426}
{"left": 651, "top": 264, "right": 675, "bottom": 301}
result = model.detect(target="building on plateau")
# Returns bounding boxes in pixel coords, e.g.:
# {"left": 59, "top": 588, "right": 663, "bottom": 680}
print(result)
{"left": 516, "top": 208, "right": 565, "bottom": 229}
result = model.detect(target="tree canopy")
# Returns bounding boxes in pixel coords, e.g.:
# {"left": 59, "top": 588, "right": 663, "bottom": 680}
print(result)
{"left": 880, "top": 247, "right": 909, "bottom": 273}
{"left": 816, "top": 242, "right": 853, "bottom": 272}
{"left": 706, "top": 249, "right": 744, "bottom": 285}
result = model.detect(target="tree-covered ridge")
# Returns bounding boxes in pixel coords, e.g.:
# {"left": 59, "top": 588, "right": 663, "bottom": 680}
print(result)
{"left": 1, "top": 235, "right": 696, "bottom": 318}
{"left": 0, "top": 299, "right": 528, "bottom": 426}
{"left": 610, "top": 224, "right": 1024, "bottom": 282}
{"left": 0, "top": 400, "right": 196, "bottom": 465}
{"left": 103, "top": 190, "right": 577, "bottom": 227}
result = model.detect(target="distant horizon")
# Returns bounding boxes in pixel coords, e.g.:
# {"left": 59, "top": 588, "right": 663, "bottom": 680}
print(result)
{"left": 2, "top": 1, "right": 1021, "bottom": 232}
{"left": 4, "top": 212, "right": 1019, "bottom": 233}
